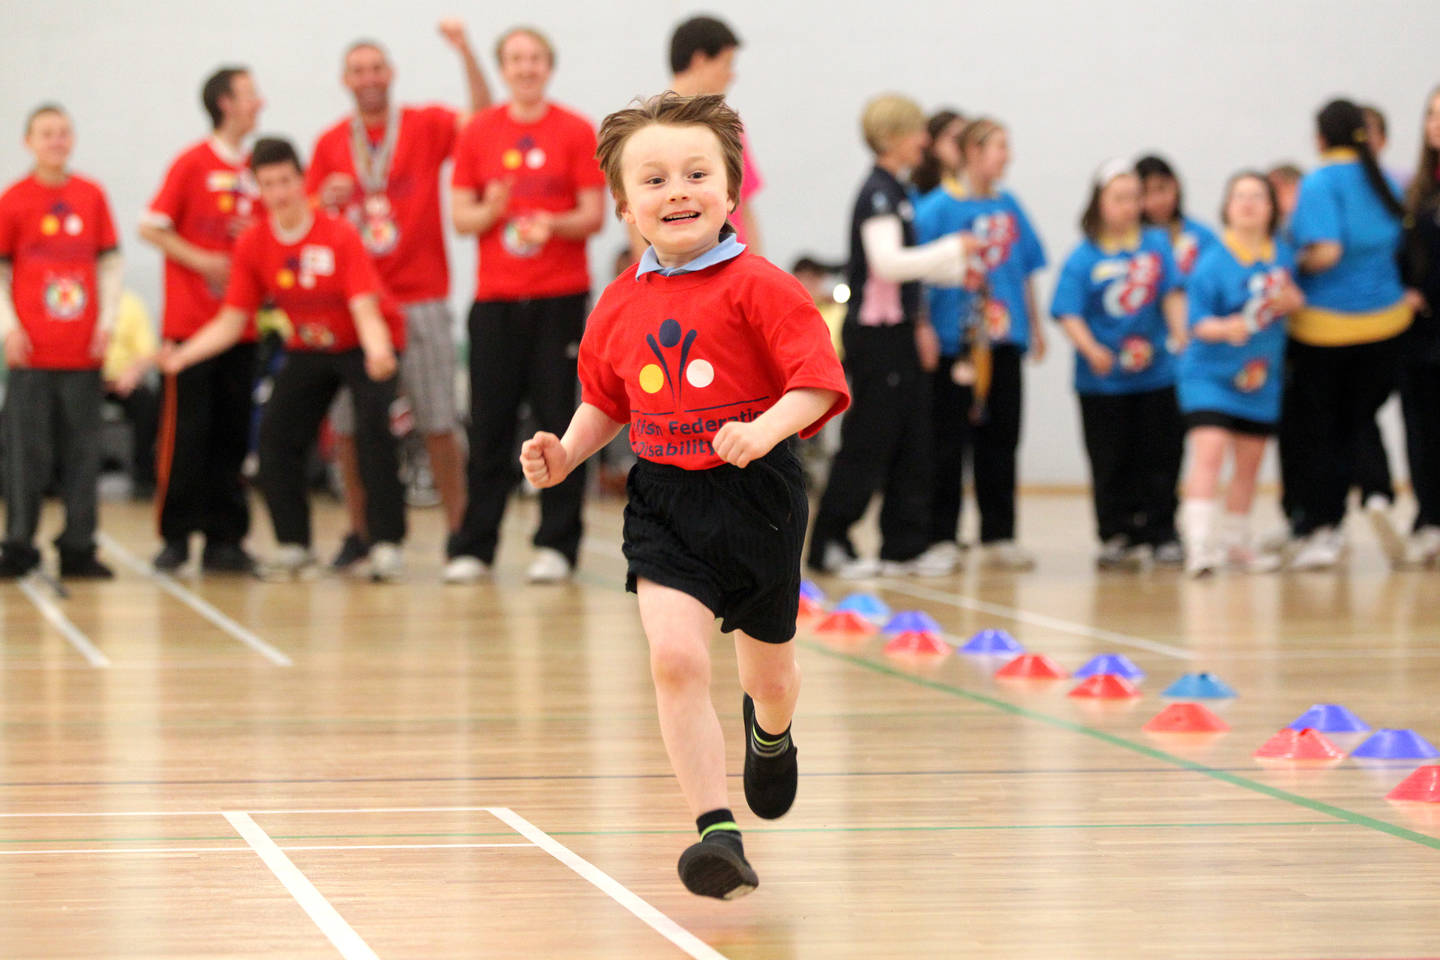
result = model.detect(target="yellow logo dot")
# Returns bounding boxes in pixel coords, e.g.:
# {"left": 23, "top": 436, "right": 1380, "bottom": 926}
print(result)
{"left": 502, "top": 149, "right": 523, "bottom": 170}
{"left": 639, "top": 364, "right": 664, "bottom": 394}
{"left": 40, "top": 215, "right": 59, "bottom": 235}
{"left": 277, "top": 269, "right": 296, "bottom": 289}
{"left": 217, "top": 193, "right": 235, "bottom": 213}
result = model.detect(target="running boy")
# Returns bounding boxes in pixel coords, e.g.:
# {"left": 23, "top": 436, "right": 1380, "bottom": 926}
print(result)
{"left": 519, "top": 93, "right": 847, "bottom": 899}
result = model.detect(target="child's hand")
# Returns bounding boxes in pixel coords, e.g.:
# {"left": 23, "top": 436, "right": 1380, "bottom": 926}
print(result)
{"left": 1029, "top": 330, "right": 1048, "bottom": 363}
{"left": 156, "top": 342, "right": 183, "bottom": 375}
{"left": 1272, "top": 282, "right": 1305, "bottom": 317}
{"left": 4, "top": 327, "right": 32, "bottom": 368}
{"left": 364, "top": 346, "right": 397, "bottom": 382}
{"left": 520, "top": 432, "right": 569, "bottom": 488}
{"left": 1226, "top": 317, "right": 1251, "bottom": 346}
{"left": 1083, "top": 343, "right": 1115, "bottom": 377}
{"left": 712, "top": 420, "right": 777, "bottom": 468}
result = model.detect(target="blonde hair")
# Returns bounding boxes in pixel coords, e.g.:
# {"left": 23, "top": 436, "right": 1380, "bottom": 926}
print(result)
{"left": 959, "top": 116, "right": 1004, "bottom": 156}
{"left": 495, "top": 26, "right": 555, "bottom": 67}
{"left": 595, "top": 91, "right": 744, "bottom": 218}
{"left": 861, "top": 94, "right": 925, "bottom": 155}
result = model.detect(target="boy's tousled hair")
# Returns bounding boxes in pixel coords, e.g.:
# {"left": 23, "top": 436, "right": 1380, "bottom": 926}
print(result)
{"left": 202, "top": 66, "right": 249, "bottom": 130}
{"left": 669, "top": 16, "right": 740, "bottom": 75}
{"left": 25, "top": 102, "right": 67, "bottom": 136}
{"left": 595, "top": 91, "right": 744, "bottom": 218}
{"left": 249, "top": 137, "right": 303, "bottom": 174}
{"left": 860, "top": 94, "right": 925, "bottom": 155}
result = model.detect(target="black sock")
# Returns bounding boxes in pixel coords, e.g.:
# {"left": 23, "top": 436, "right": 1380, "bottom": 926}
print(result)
{"left": 696, "top": 808, "right": 743, "bottom": 853}
{"left": 750, "top": 717, "right": 792, "bottom": 759}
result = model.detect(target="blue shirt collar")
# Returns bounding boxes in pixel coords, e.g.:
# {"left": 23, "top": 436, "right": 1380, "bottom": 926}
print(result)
{"left": 636, "top": 233, "right": 746, "bottom": 279}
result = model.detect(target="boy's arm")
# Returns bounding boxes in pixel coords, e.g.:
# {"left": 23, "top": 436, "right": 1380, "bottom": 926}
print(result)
{"left": 712, "top": 387, "right": 841, "bottom": 469}
{"left": 349, "top": 293, "right": 398, "bottom": 381}
{"left": 521, "top": 402, "right": 626, "bottom": 489}
{"left": 160, "top": 306, "right": 249, "bottom": 372}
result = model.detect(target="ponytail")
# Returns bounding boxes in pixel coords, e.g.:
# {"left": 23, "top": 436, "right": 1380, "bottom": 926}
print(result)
{"left": 1317, "top": 99, "right": 1404, "bottom": 219}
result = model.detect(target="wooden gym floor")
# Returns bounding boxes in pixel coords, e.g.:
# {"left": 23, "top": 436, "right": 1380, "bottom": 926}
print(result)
{"left": 1, "top": 491, "right": 1438, "bottom": 959}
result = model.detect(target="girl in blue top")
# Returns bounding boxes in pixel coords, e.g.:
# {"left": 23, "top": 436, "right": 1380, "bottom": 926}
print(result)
{"left": 1283, "top": 98, "right": 1413, "bottom": 571}
{"left": 1177, "top": 171, "right": 1305, "bottom": 576}
{"left": 1052, "top": 160, "right": 1188, "bottom": 568}
{"left": 914, "top": 117, "right": 1047, "bottom": 570}
{"left": 1137, "top": 154, "right": 1221, "bottom": 279}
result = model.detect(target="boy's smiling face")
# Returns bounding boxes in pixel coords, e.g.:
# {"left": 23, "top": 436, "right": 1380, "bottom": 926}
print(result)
{"left": 619, "top": 122, "right": 733, "bottom": 267}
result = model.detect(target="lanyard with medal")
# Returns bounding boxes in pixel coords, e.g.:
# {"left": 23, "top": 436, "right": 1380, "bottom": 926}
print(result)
{"left": 349, "top": 109, "right": 401, "bottom": 256}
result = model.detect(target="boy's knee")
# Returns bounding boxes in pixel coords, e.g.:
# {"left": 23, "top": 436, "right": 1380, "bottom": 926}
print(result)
{"left": 742, "top": 656, "right": 800, "bottom": 704}
{"left": 650, "top": 638, "right": 709, "bottom": 689}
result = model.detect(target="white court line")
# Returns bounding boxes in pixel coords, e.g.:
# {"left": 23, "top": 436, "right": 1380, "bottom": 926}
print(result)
{"left": 16, "top": 576, "right": 111, "bottom": 667}
{"left": 877, "top": 578, "right": 1198, "bottom": 661}
{"left": 0, "top": 805, "right": 500, "bottom": 819}
{"left": 488, "top": 807, "right": 729, "bottom": 960}
{"left": 224, "top": 812, "right": 378, "bottom": 960}
{"left": 98, "top": 533, "right": 292, "bottom": 666}
{"left": 1, "top": 842, "right": 533, "bottom": 856}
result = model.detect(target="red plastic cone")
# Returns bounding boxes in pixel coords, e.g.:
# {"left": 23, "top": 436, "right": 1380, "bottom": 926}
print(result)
{"left": 996, "top": 653, "right": 1067, "bottom": 680}
{"left": 1387, "top": 765, "right": 1440, "bottom": 802}
{"left": 1253, "top": 727, "right": 1344, "bottom": 761}
{"left": 1143, "top": 702, "right": 1229, "bottom": 733}
{"left": 814, "top": 611, "right": 877, "bottom": 635}
{"left": 797, "top": 596, "right": 826, "bottom": 619}
{"left": 884, "top": 631, "right": 949, "bottom": 656}
{"left": 1068, "top": 673, "right": 1141, "bottom": 699}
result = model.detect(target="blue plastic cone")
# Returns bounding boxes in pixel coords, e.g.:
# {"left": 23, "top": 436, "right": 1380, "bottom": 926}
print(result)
{"left": 834, "top": 593, "right": 891, "bottom": 621}
{"left": 882, "top": 610, "right": 943, "bottom": 635}
{"left": 1287, "top": 704, "right": 1370, "bottom": 734}
{"left": 1074, "top": 653, "right": 1145, "bottom": 682}
{"left": 959, "top": 629, "right": 1024, "bottom": 656}
{"left": 1352, "top": 729, "right": 1440, "bottom": 760}
{"left": 1162, "top": 672, "right": 1236, "bottom": 699}
{"left": 799, "top": 580, "right": 826, "bottom": 603}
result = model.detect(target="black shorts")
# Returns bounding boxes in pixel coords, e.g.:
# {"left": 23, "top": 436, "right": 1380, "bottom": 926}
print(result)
{"left": 1184, "top": 410, "right": 1275, "bottom": 437}
{"left": 623, "top": 443, "right": 807, "bottom": 644}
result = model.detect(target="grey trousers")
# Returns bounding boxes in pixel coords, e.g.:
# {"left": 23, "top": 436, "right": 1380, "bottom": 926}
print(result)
{"left": 2, "top": 368, "right": 102, "bottom": 553}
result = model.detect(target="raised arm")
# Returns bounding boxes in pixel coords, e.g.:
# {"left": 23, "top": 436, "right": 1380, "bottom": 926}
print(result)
{"left": 437, "top": 19, "right": 492, "bottom": 120}
{"left": 861, "top": 215, "right": 972, "bottom": 286}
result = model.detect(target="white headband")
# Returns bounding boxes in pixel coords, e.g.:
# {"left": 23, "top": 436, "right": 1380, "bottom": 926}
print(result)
{"left": 1093, "top": 157, "right": 1134, "bottom": 191}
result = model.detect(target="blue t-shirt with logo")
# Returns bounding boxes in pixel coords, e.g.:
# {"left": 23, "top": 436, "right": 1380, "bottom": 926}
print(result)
{"left": 1177, "top": 238, "right": 1295, "bottom": 424}
{"left": 1050, "top": 228, "right": 1181, "bottom": 395}
{"left": 914, "top": 184, "right": 1047, "bottom": 354}
{"left": 1169, "top": 216, "right": 1221, "bottom": 280}
{"left": 1290, "top": 156, "right": 1405, "bottom": 313}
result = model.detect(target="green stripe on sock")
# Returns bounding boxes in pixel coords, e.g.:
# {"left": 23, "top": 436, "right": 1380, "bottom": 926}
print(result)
{"left": 700, "top": 821, "right": 739, "bottom": 839}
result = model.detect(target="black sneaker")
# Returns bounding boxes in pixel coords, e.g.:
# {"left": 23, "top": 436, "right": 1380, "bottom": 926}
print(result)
{"left": 742, "top": 693, "right": 799, "bottom": 820}
{"left": 153, "top": 540, "right": 188, "bottom": 572}
{"left": 202, "top": 541, "right": 255, "bottom": 574}
{"left": 677, "top": 837, "right": 758, "bottom": 900}
{"left": 330, "top": 532, "right": 370, "bottom": 570}
{"left": 0, "top": 544, "right": 41, "bottom": 579}
{"left": 59, "top": 549, "right": 114, "bottom": 580}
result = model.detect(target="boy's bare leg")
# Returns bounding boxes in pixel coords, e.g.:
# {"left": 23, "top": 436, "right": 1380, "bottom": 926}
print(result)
{"left": 734, "top": 631, "right": 800, "bottom": 737}
{"left": 636, "top": 578, "right": 727, "bottom": 815}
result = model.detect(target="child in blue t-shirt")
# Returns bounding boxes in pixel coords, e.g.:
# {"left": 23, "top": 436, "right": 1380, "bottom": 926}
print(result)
{"left": 1177, "top": 171, "right": 1305, "bottom": 576}
{"left": 914, "top": 116, "right": 1046, "bottom": 570}
{"left": 1137, "top": 154, "right": 1220, "bottom": 279}
{"left": 1051, "top": 160, "right": 1188, "bottom": 569}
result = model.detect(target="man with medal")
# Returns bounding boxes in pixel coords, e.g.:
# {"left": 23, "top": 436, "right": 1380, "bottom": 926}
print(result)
{"left": 307, "top": 19, "right": 491, "bottom": 573}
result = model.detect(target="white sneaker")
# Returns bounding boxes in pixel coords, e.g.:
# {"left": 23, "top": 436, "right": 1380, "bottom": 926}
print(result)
{"left": 1289, "top": 527, "right": 1342, "bottom": 571}
{"left": 925, "top": 540, "right": 965, "bottom": 571}
{"left": 1216, "top": 512, "right": 1280, "bottom": 574}
{"left": 981, "top": 540, "right": 1035, "bottom": 571}
{"left": 368, "top": 542, "right": 405, "bottom": 582}
{"left": 816, "top": 542, "right": 882, "bottom": 580}
{"left": 526, "top": 547, "right": 573, "bottom": 583}
{"left": 1402, "top": 526, "right": 1440, "bottom": 568}
{"left": 1153, "top": 540, "right": 1185, "bottom": 567}
{"left": 1180, "top": 499, "right": 1219, "bottom": 578}
{"left": 442, "top": 555, "right": 490, "bottom": 584}
{"left": 1097, "top": 536, "right": 1148, "bottom": 571}
{"left": 881, "top": 542, "right": 959, "bottom": 578}
{"left": 1363, "top": 494, "right": 1406, "bottom": 567}
{"left": 258, "top": 544, "right": 317, "bottom": 582}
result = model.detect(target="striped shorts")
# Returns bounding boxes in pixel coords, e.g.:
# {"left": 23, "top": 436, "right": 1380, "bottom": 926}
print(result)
{"left": 329, "top": 298, "right": 459, "bottom": 435}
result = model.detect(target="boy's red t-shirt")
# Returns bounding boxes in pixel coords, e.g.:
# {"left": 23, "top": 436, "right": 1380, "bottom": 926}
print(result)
{"left": 224, "top": 212, "right": 404, "bottom": 353}
{"left": 307, "top": 104, "right": 458, "bottom": 304}
{"left": 451, "top": 102, "right": 605, "bottom": 301}
{"left": 0, "top": 173, "right": 118, "bottom": 370}
{"left": 146, "top": 140, "right": 261, "bottom": 341}
{"left": 578, "top": 249, "right": 850, "bottom": 470}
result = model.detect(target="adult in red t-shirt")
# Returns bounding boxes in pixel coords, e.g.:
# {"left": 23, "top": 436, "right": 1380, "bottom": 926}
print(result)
{"left": 307, "top": 20, "right": 492, "bottom": 569}
{"left": 0, "top": 104, "right": 123, "bottom": 579}
{"left": 140, "top": 66, "right": 265, "bottom": 574}
{"left": 444, "top": 26, "right": 606, "bottom": 584}
{"left": 162, "top": 139, "right": 405, "bottom": 582}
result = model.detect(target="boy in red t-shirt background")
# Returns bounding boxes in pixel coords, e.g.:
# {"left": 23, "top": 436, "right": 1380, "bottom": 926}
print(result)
{"left": 520, "top": 93, "right": 847, "bottom": 900}
{"left": 0, "top": 104, "right": 122, "bottom": 579}
{"left": 161, "top": 139, "right": 404, "bottom": 582}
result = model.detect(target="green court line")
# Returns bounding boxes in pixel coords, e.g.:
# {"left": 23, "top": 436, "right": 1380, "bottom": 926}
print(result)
{"left": 1, "top": 821, "right": 1343, "bottom": 846}
{"left": 799, "top": 640, "right": 1440, "bottom": 852}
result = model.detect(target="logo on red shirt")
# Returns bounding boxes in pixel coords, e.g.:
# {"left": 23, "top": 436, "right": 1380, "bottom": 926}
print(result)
{"left": 639, "top": 317, "right": 713, "bottom": 406}
{"left": 43, "top": 275, "right": 87, "bottom": 320}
